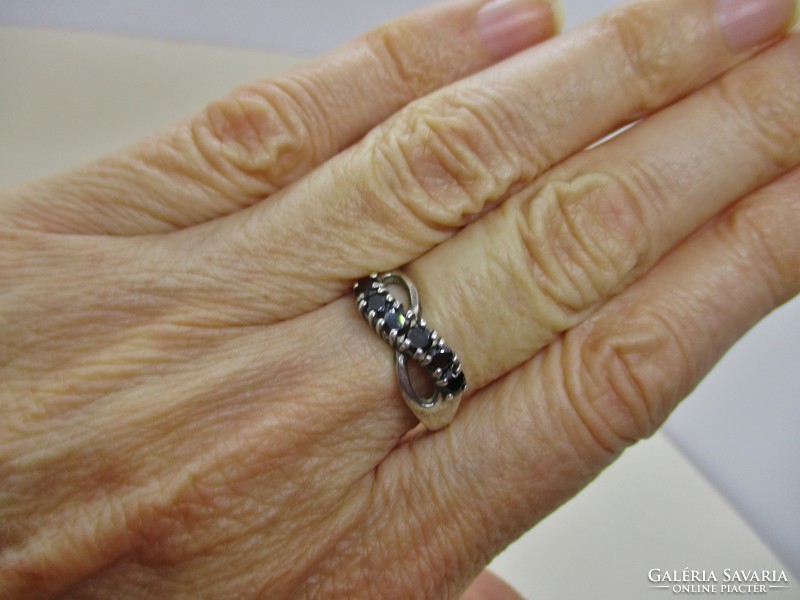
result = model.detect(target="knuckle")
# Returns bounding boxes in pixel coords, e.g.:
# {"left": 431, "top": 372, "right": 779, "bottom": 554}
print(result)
{"left": 371, "top": 93, "right": 524, "bottom": 229}
{"left": 191, "top": 79, "right": 329, "bottom": 194}
{"left": 514, "top": 172, "right": 650, "bottom": 326}
{"left": 561, "top": 311, "right": 687, "bottom": 452}
{"left": 716, "top": 61, "right": 800, "bottom": 172}
{"left": 363, "top": 21, "right": 444, "bottom": 98}
{"left": 600, "top": 3, "right": 678, "bottom": 112}
{"left": 720, "top": 188, "right": 800, "bottom": 303}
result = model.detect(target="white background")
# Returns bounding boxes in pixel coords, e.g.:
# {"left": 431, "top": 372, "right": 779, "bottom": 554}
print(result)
{"left": 0, "top": 0, "right": 612, "bottom": 56}
{"left": 1, "top": 0, "right": 798, "bottom": 584}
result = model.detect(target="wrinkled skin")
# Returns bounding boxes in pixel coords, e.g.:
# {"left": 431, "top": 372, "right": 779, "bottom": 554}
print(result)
{"left": 1, "top": 0, "right": 799, "bottom": 598}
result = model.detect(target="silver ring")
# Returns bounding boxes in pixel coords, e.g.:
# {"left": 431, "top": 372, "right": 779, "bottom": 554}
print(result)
{"left": 355, "top": 272, "right": 466, "bottom": 430}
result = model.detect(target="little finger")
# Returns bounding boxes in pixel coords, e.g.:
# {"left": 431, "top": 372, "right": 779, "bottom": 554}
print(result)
{"left": 364, "top": 164, "right": 800, "bottom": 600}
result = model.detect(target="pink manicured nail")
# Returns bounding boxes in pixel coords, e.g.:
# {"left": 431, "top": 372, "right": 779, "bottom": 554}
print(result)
{"left": 715, "top": 0, "right": 797, "bottom": 51}
{"left": 476, "top": 0, "right": 559, "bottom": 59}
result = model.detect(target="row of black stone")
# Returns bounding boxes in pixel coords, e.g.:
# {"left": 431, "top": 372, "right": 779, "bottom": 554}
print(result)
{"left": 355, "top": 275, "right": 466, "bottom": 397}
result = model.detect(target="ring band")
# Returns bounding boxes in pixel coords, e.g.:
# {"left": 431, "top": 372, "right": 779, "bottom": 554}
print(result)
{"left": 355, "top": 272, "right": 466, "bottom": 430}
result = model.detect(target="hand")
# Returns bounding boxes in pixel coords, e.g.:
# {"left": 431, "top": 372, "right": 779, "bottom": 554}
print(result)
{"left": 2, "top": 0, "right": 798, "bottom": 598}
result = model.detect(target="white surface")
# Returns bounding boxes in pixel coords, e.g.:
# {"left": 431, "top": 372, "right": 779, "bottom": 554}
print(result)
{"left": 0, "top": 0, "right": 611, "bottom": 56}
{"left": 666, "top": 299, "right": 800, "bottom": 578}
{"left": 490, "top": 433, "right": 798, "bottom": 599}
{"left": 1, "top": 0, "right": 799, "bottom": 590}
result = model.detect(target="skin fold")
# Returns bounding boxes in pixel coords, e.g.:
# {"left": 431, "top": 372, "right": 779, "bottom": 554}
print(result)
{"left": 1, "top": 0, "right": 798, "bottom": 598}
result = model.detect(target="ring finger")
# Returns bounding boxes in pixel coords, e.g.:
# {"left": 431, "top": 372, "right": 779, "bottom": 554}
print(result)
{"left": 264, "top": 27, "right": 800, "bottom": 446}
{"left": 174, "top": 0, "right": 798, "bottom": 324}
{"left": 407, "top": 32, "right": 800, "bottom": 387}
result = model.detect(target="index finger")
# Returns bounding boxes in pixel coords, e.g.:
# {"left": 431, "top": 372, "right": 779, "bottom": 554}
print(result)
{"left": 179, "top": 0, "right": 798, "bottom": 325}
{"left": 2, "top": 0, "right": 561, "bottom": 235}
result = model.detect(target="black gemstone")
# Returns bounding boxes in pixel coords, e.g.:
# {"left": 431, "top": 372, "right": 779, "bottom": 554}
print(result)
{"left": 427, "top": 347, "right": 454, "bottom": 371}
{"left": 366, "top": 293, "right": 390, "bottom": 317}
{"left": 382, "top": 310, "right": 407, "bottom": 335}
{"left": 406, "top": 326, "right": 432, "bottom": 353}
{"left": 355, "top": 278, "right": 376, "bottom": 298}
{"left": 442, "top": 369, "right": 466, "bottom": 394}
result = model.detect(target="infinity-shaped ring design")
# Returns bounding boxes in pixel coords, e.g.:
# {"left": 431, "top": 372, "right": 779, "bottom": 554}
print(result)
{"left": 355, "top": 272, "right": 466, "bottom": 430}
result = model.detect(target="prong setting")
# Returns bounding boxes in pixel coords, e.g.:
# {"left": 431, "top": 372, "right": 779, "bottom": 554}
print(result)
{"left": 355, "top": 273, "right": 467, "bottom": 430}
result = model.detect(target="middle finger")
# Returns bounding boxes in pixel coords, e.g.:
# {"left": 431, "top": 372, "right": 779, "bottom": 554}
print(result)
{"left": 409, "top": 32, "right": 800, "bottom": 387}
{"left": 174, "top": 0, "right": 798, "bottom": 324}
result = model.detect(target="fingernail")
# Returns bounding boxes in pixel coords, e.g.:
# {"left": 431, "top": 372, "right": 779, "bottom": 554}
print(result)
{"left": 476, "top": 0, "right": 561, "bottom": 59}
{"left": 715, "top": 0, "right": 797, "bottom": 51}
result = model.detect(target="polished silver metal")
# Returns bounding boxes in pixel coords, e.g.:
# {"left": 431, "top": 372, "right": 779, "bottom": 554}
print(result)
{"left": 354, "top": 272, "right": 466, "bottom": 431}
{"left": 379, "top": 272, "right": 420, "bottom": 318}
{"left": 394, "top": 353, "right": 463, "bottom": 430}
